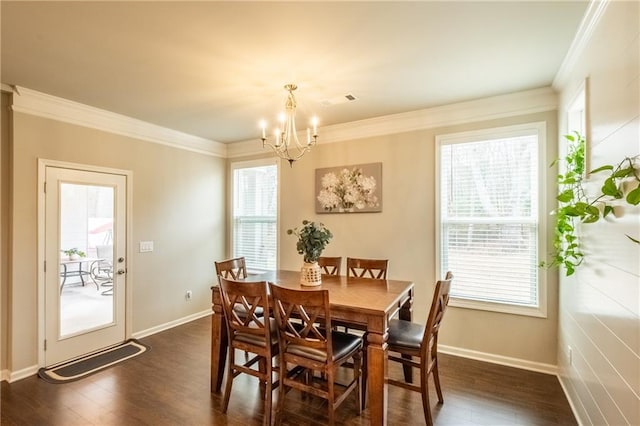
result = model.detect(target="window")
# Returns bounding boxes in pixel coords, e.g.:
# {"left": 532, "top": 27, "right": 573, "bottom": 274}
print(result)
{"left": 436, "top": 123, "right": 546, "bottom": 317}
{"left": 231, "top": 159, "right": 278, "bottom": 271}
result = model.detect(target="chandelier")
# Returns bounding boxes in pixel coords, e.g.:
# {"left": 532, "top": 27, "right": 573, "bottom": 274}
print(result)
{"left": 260, "top": 84, "right": 318, "bottom": 166}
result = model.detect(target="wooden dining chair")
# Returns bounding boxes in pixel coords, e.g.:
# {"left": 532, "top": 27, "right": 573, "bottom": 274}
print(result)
{"left": 346, "top": 257, "right": 388, "bottom": 279}
{"left": 343, "top": 257, "right": 389, "bottom": 333}
{"left": 269, "top": 284, "right": 363, "bottom": 425}
{"left": 387, "top": 271, "right": 453, "bottom": 426}
{"left": 215, "top": 256, "right": 247, "bottom": 281}
{"left": 318, "top": 256, "right": 342, "bottom": 276}
{"left": 218, "top": 277, "right": 278, "bottom": 426}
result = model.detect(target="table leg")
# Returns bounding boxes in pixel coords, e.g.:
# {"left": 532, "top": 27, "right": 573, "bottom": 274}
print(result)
{"left": 399, "top": 299, "right": 413, "bottom": 383}
{"left": 60, "top": 264, "right": 68, "bottom": 294}
{"left": 367, "top": 331, "right": 388, "bottom": 425}
{"left": 211, "top": 288, "right": 228, "bottom": 393}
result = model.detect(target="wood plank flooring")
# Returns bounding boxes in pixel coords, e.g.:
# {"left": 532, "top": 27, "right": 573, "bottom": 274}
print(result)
{"left": 1, "top": 316, "right": 577, "bottom": 425}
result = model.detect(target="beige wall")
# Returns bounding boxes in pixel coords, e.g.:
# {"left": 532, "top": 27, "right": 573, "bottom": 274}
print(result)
{"left": 7, "top": 110, "right": 226, "bottom": 372}
{"left": 556, "top": 2, "right": 640, "bottom": 425}
{"left": 1, "top": 92, "right": 11, "bottom": 373}
{"left": 238, "top": 109, "right": 560, "bottom": 366}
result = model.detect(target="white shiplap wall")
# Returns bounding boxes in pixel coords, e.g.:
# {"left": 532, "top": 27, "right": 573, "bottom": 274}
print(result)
{"left": 556, "top": 1, "right": 640, "bottom": 425}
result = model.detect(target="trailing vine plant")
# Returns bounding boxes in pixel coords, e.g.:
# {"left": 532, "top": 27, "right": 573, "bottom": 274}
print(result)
{"left": 541, "top": 131, "right": 640, "bottom": 276}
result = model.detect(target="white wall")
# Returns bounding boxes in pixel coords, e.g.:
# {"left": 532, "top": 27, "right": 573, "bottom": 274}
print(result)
{"left": 556, "top": 1, "right": 640, "bottom": 425}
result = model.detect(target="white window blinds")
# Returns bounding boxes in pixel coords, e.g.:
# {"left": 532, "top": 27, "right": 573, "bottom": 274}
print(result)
{"left": 438, "top": 129, "right": 540, "bottom": 309}
{"left": 232, "top": 161, "right": 277, "bottom": 271}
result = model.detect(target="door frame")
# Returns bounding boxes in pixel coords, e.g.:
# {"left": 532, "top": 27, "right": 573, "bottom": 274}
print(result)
{"left": 37, "top": 159, "right": 133, "bottom": 367}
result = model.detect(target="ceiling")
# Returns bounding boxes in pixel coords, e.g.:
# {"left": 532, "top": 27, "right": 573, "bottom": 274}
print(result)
{"left": 1, "top": 1, "right": 588, "bottom": 144}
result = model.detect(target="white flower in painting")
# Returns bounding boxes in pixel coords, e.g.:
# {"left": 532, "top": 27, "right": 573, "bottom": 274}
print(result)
{"left": 321, "top": 172, "right": 339, "bottom": 189}
{"left": 317, "top": 166, "right": 380, "bottom": 212}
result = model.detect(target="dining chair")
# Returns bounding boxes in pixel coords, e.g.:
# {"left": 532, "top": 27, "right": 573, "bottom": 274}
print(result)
{"left": 346, "top": 257, "right": 388, "bottom": 279}
{"left": 218, "top": 277, "right": 278, "bottom": 426}
{"left": 343, "top": 257, "right": 389, "bottom": 334}
{"left": 215, "top": 256, "right": 247, "bottom": 281}
{"left": 387, "top": 271, "right": 453, "bottom": 426}
{"left": 269, "top": 284, "right": 363, "bottom": 425}
{"left": 90, "top": 244, "right": 114, "bottom": 296}
{"left": 318, "top": 256, "right": 342, "bottom": 276}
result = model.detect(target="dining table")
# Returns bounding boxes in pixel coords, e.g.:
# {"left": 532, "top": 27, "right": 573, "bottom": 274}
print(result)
{"left": 210, "top": 269, "right": 414, "bottom": 425}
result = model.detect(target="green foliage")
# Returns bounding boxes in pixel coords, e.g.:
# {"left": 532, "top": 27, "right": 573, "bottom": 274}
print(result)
{"left": 541, "top": 132, "right": 640, "bottom": 276}
{"left": 287, "top": 220, "right": 333, "bottom": 263}
{"left": 63, "top": 247, "right": 86, "bottom": 257}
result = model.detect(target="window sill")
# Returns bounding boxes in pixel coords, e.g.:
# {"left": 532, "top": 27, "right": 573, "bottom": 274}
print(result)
{"left": 449, "top": 297, "right": 547, "bottom": 318}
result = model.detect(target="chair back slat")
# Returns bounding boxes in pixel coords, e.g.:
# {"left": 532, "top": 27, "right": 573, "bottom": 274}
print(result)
{"left": 215, "top": 257, "right": 247, "bottom": 282}
{"left": 318, "top": 256, "right": 342, "bottom": 276}
{"left": 347, "top": 257, "right": 388, "bottom": 279}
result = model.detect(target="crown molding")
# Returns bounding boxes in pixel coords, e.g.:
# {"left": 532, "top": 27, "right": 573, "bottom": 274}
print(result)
{"left": 552, "top": 0, "right": 610, "bottom": 90}
{"left": 227, "top": 86, "right": 558, "bottom": 159}
{"left": 10, "top": 86, "right": 227, "bottom": 158}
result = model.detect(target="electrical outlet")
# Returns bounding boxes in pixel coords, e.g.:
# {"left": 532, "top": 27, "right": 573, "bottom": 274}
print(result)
{"left": 186, "top": 290, "right": 192, "bottom": 301}
{"left": 568, "top": 345, "right": 573, "bottom": 365}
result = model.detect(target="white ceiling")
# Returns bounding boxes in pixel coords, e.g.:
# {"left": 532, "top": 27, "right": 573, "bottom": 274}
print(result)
{"left": 1, "top": 1, "right": 588, "bottom": 144}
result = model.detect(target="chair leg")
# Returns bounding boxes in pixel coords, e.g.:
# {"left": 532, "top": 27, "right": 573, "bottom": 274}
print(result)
{"left": 353, "top": 350, "right": 362, "bottom": 414}
{"left": 402, "top": 354, "right": 413, "bottom": 382}
{"left": 259, "top": 356, "right": 267, "bottom": 399}
{"left": 327, "top": 368, "right": 335, "bottom": 426}
{"left": 421, "top": 368, "right": 433, "bottom": 426}
{"left": 222, "top": 350, "right": 235, "bottom": 413}
{"left": 432, "top": 359, "right": 444, "bottom": 403}
{"left": 263, "top": 362, "right": 273, "bottom": 426}
{"left": 275, "top": 360, "right": 287, "bottom": 425}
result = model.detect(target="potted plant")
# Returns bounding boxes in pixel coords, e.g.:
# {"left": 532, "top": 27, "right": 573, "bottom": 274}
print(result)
{"left": 287, "top": 220, "right": 333, "bottom": 286}
{"left": 63, "top": 248, "right": 86, "bottom": 260}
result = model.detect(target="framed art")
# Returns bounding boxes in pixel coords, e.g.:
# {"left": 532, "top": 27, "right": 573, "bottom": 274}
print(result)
{"left": 315, "top": 162, "right": 382, "bottom": 213}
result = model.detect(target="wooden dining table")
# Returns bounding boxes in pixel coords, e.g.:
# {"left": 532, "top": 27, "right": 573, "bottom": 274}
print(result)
{"left": 210, "top": 269, "right": 414, "bottom": 425}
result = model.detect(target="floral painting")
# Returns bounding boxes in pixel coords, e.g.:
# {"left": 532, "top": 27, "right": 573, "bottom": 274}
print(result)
{"left": 315, "top": 163, "right": 382, "bottom": 213}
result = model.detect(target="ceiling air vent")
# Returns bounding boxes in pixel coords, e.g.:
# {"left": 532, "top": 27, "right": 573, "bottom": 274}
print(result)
{"left": 320, "top": 93, "right": 358, "bottom": 107}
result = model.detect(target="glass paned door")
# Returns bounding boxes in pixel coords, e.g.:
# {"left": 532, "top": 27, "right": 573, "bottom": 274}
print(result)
{"left": 45, "top": 166, "right": 127, "bottom": 366}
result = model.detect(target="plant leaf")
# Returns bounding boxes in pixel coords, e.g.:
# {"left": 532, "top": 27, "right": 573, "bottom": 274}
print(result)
{"left": 589, "top": 164, "right": 613, "bottom": 174}
{"left": 613, "top": 167, "right": 634, "bottom": 178}
{"left": 603, "top": 205, "right": 614, "bottom": 217}
{"left": 557, "top": 190, "right": 574, "bottom": 203}
{"left": 625, "top": 185, "right": 640, "bottom": 205}
{"left": 601, "top": 178, "right": 622, "bottom": 197}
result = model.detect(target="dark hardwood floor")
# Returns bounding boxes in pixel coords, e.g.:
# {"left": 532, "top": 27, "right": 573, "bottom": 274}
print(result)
{"left": 1, "top": 316, "right": 576, "bottom": 425}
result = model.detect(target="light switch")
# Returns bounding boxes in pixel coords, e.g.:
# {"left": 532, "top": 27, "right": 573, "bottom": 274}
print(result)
{"left": 139, "top": 241, "right": 154, "bottom": 253}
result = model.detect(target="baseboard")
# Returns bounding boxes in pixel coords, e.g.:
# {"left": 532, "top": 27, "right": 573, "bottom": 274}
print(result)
{"left": 557, "top": 372, "right": 586, "bottom": 426}
{"left": 1, "top": 369, "right": 9, "bottom": 382}
{"left": 131, "top": 309, "right": 212, "bottom": 339}
{"left": 3, "top": 365, "right": 39, "bottom": 383}
{"left": 438, "top": 344, "right": 558, "bottom": 375}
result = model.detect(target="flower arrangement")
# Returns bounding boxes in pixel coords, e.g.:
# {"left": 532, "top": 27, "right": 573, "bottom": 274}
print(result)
{"left": 287, "top": 220, "right": 333, "bottom": 263}
{"left": 317, "top": 167, "right": 379, "bottom": 212}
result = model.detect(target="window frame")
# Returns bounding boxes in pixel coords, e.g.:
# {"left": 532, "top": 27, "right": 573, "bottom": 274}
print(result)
{"left": 435, "top": 122, "right": 547, "bottom": 318}
{"left": 229, "top": 157, "right": 280, "bottom": 273}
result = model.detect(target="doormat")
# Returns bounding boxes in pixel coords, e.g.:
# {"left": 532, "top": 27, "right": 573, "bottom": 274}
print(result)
{"left": 37, "top": 339, "right": 150, "bottom": 384}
